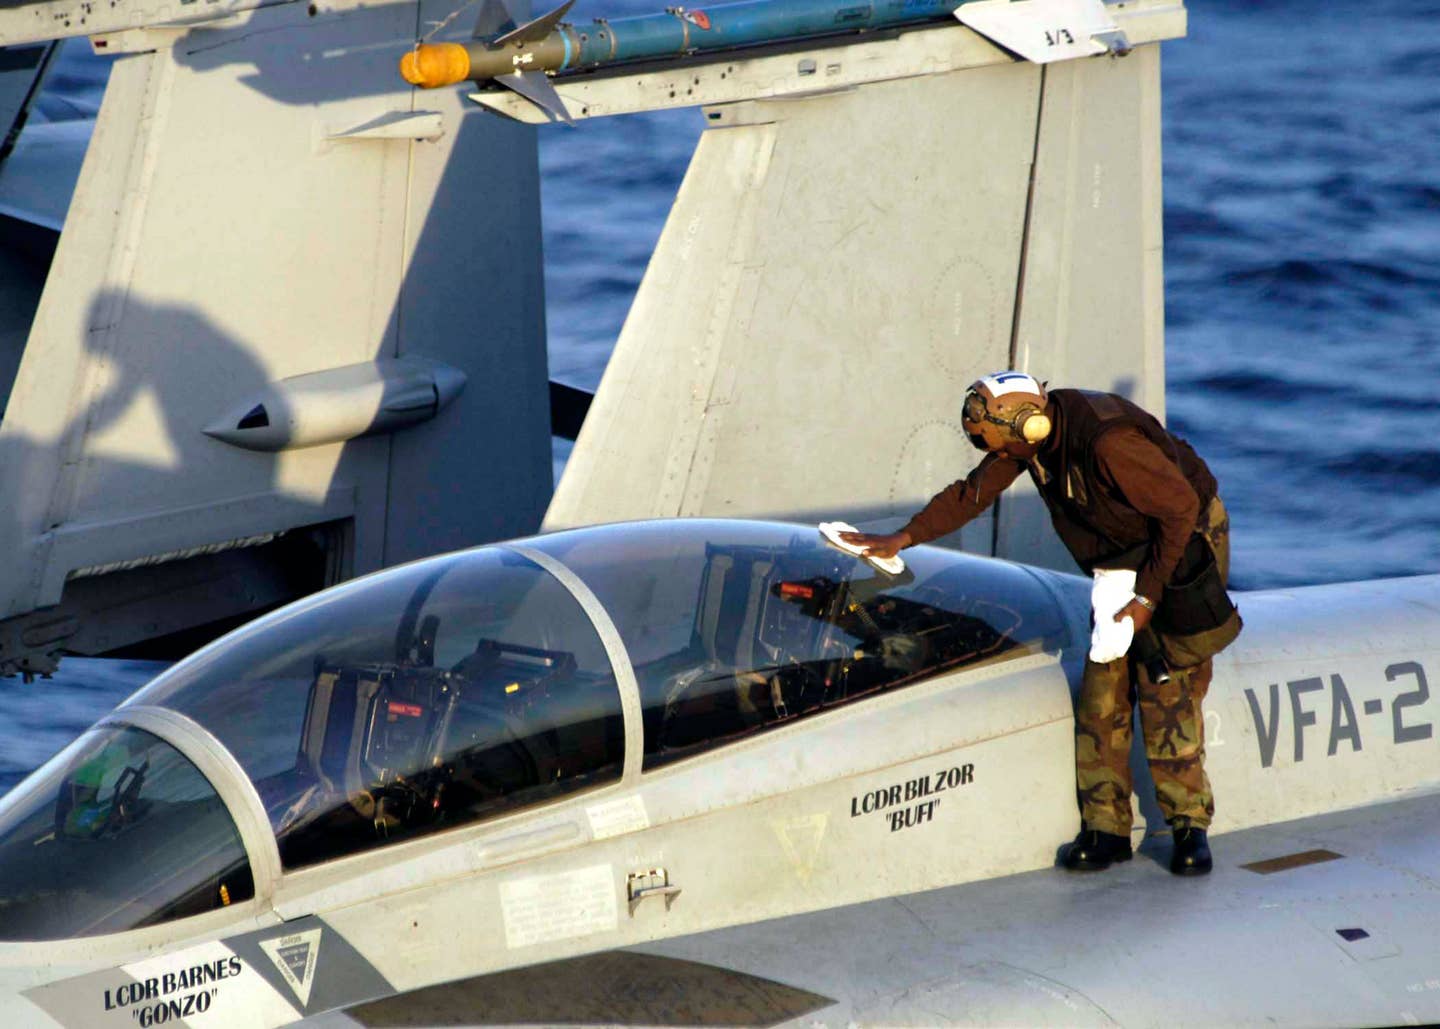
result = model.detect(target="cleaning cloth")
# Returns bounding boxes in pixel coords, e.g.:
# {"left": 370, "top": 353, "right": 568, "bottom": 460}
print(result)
{"left": 818, "top": 522, "right": 905, "bottom": 575}
{"left": 1089, "top": 568, "right": 1137, "bottom": 663}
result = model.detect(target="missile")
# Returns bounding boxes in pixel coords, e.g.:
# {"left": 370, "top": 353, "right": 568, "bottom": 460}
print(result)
{"left": 400, "top": 0, "right": 959, "bottom": 120}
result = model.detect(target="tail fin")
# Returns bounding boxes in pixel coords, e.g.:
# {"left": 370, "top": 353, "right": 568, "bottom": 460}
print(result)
{"left": 491, "top": 0, "right": 575, "bottom": 45}
{"left": 547, "top": 40, "right": 1171, "bottom": 576}
{"left": 0, "top": 4, "right": 551, "bottom": 676}
{"left": 496, "top": 69, "right": 573, "bottom": 123}
{"left": 472, "top": 0, "right": 520, "bottom": 40}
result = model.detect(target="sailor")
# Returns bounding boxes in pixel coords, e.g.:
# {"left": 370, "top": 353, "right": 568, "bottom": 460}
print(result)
{"left": 841, "top": 371, "right": 1240, "bottom": 876}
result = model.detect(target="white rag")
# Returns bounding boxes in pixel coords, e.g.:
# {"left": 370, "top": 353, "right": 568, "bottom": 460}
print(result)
{"left": 818, "top": 521, "right": 906, "bottom": 575}
{"left": 1089, "top": 568, "right": 1137, "bottom": 663}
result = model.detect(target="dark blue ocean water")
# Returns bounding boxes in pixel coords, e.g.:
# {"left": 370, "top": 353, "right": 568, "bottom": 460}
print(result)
{"left": 3, "top": 0, "right": 1438, "bottom": 795}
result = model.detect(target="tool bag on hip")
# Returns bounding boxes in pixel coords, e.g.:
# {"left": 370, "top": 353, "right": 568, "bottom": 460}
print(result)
{"left": 1153, "top": 535, "right": 1242, "bottom": 669}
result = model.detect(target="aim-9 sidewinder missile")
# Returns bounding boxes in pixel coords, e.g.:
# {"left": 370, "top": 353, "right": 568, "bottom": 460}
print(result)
{"left": 400, "top": 0, "right": 960, "bottom": 120}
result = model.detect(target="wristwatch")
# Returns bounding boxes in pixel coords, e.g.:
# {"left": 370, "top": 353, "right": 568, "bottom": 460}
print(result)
{"left": 1134, "top": 594, "right": 1157, "bottom": 612}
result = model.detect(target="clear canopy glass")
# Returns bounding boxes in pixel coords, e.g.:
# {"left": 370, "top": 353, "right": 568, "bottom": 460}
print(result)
{"left": 0, "top": 726, "right": 253, "bottom": 940}
{"left": 129, "top": 547, "right": 624, "bottom": 870}
{"left": 530, "top": 520, "right": 1069, "bottom": 769}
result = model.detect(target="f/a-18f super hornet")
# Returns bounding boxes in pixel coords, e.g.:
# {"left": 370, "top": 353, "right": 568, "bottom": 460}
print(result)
{"left": 7, "top": 0, "right": 1440, "bottom": 1023}
{"left": 1, "top": 519, "right": 1439, "bottom": 1027}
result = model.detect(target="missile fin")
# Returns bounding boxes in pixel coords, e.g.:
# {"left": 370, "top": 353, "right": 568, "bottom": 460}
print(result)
{"left": 491, "top": 0, "right": 575, "bottom": 46}
{"left": 496, "top": 70, "right": 574, "bottom": 124}
{"left": 472, "top": 0, "right": 518, "bottom": 40}
{"left": 956, "top": 0, "right": 1114, "bottom": 64}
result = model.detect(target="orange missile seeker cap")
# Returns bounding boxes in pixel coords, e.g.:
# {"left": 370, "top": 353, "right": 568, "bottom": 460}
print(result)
{"left": 400, "top": 43, "right": 471, "bottom": 88}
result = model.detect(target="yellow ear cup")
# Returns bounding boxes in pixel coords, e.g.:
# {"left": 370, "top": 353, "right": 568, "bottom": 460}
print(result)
{"left": 1019, "top": 412, "right": 1052, "bottom": 444}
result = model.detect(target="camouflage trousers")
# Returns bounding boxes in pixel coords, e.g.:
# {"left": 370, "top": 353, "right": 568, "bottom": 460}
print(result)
{"left": 1074, "top": 498, "right": 1230, "bottom": 835}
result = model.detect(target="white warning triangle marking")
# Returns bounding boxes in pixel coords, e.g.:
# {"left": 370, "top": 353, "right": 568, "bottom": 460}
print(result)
{"left": 258, "top": 928, "right": 323, "bottom": 1008}
{"left": 772, "top": 813, "right": 828, "bottom": 884}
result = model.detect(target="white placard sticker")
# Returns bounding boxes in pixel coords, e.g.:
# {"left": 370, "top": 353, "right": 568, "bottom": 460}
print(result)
{"left": 499, "top": 864, "right": 618, "bottom": 949}
{"left": 586, "top": 794, "right": 651, "bottom": 840}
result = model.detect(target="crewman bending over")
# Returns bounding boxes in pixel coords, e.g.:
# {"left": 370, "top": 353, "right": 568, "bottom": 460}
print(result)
{"left": 842, "top": 371, "right": 1240, "bottom": 876}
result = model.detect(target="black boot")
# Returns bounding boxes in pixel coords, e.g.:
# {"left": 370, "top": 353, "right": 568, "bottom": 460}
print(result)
{"left": 1170, "top": 826, "right": 1212, "bottom": 876}
{"left": 1061, "top": 829, "right": 1133, "bottom": 871}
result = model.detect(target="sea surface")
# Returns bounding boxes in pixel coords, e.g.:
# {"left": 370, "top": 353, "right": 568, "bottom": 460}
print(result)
{"left": 2, "top": 0, "right": 1438, "bottom": 795}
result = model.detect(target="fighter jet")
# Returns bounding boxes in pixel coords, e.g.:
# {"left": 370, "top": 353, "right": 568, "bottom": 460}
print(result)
{"left": 0, "top": 517, "right": 1438, "bottom": 1027}
{"left": 4, "top": 0, "right": 1435, "bottom": 1019}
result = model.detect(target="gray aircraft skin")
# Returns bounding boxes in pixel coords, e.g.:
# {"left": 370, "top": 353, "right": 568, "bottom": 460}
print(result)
{"left": 5, "top": 0, "right": 1440, "bottom": 1025}
{"left": 0, "top": 517, "right": 1438, "bottom": 1028}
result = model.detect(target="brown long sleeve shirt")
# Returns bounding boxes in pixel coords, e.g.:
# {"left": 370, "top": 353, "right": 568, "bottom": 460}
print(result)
{"left": 901, "top": 427, "right": 1201, "bottom": 601}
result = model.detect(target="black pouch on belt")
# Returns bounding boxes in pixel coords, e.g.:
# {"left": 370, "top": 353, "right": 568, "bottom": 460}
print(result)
{"left": 1153, "top": 535, "right": 1243, "bottom": 668}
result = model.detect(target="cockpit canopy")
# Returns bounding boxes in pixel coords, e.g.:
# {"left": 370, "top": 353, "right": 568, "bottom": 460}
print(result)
{"left": 0, "top": 520, "right": 1070, "bottom": 939}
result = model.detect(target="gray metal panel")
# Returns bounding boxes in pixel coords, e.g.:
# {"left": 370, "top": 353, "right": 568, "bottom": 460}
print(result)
{"left": 635, "top": 789, "right": 1440, "bottom": 1027}
{"left": 1014, "top": 48, "right": 1168, "bottom": 409}
{"left": 547, "top": 61, "right": 1042, "bottom": 554}
{"left": 0, "top": 0, "right": 297, "bottom": 46}
{"left": 385, "top": 0, "right": 551, "bottom": 564}
{"left": 0, "top": 0, "right": 550, "bottom": 671}
{"left": 999, "top": 44, "right": 1169, "bottom": 573}
{"left": 0, "top": 42, "right": 48, "bottom": 159}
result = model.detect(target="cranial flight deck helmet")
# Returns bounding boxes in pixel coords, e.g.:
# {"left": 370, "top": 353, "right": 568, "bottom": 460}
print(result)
{"left": 962, "top": 371, "right": 1052, "bottom": 451}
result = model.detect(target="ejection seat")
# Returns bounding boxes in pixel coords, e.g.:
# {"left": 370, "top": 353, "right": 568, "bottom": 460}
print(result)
{"left": 641, "top": 545, "right": 857, "bottom": 759}
{"left": 278, "top": 605, "right": 623, "bottom": 866}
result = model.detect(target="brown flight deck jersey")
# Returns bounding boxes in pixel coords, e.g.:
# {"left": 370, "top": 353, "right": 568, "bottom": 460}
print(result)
{"left": 900, "top": 389, "right": 1218, "bottom": 602}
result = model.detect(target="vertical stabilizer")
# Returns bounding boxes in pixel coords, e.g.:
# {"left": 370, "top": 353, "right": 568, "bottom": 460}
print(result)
{"left": 999, "top": 45, "right": 1168, "bottom": 570}
{"left": 547, "top": 26, "right": 1175, "bottom": 574}
{"left": 0, "top": 41, "right": 57, "bottom": 416}
{"left": 0, "top": 1, "right": 549, "bottom": 676}
{"left": 0, "top": 42, "right": 53, "bottom": 163}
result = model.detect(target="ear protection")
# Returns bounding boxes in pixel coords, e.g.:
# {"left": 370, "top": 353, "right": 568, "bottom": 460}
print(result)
{"left": 1011, "top": 401, "right": 1053, "bottom": 444}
